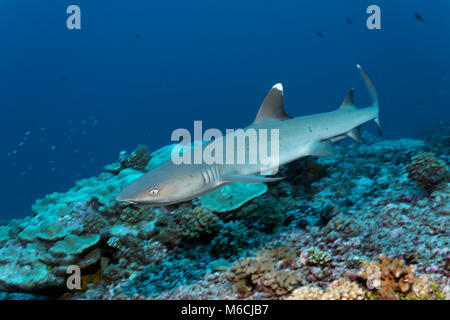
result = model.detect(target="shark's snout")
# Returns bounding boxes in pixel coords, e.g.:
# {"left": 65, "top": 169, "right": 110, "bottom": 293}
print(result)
{"left": 116, "top": 182, "right": 142, "bottom": 204}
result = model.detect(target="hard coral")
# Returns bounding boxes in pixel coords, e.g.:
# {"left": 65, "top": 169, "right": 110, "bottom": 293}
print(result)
{"left": 180, "top": 207, "right": 220, "bottom": 239}
{"left": 210, "top": 220, "right": 257, "bottom": 257}
{"left": 226, "top": 246, "right": 300, "bottom": 296}
{"left": 119, "top": 206, "right": 154, "bottom": 224}
{"left": 405, "top": 152, "right": 448, "bottom": 193}
{"left": 307, "top": 247, "right": 332, "bottom": 266}
{"left": 357, "top": 254, "right": 431, "bottom": 299}
{"left": 236, "top": 197, "right": 290, "bottom": 232}
{"left": 120, "top": 145, "right": 151, "bottom": 172}
{"left": 325, "top": 214, "right": 361, "bottom": 239}
{"left": 82, "top": 213, "right": 107, "bottom": 234}
{"left": 288, "top": 278, "right": 365, "bottom": 300}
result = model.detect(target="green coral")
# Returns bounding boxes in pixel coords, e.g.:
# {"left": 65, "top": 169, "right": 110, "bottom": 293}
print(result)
{"left": 430, "top": 282, "right": 446, "bottom": 300}
{"left": 307, "top": 247, "right": 332, "bottom": 266}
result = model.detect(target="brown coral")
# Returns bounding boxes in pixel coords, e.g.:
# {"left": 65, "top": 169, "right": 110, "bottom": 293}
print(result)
{"left": 357, "top": 254, "right": 431, "bottom": 299}
{"left": 405, "top": 152, "right": 448, "bottom": 193}
{"left": 121, "top": 145, "right": 151, "bottom": 172}
{"left": 226, "top": 246, "right": 301, "bottom": 297}
{"left": 180, "top": 207, "right": 220, "bottom": 239}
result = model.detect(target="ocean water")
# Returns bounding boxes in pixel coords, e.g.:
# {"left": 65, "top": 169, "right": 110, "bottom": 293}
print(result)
{"left": 0, "top": 1, "right": 449, "bottom": 301}
{"left": 1, "top": 1, "right": 449, "bottom": 220}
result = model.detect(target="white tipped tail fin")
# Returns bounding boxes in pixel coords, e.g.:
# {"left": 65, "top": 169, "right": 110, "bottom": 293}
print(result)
{"left": 356, "top": 64, "right": 378, "bottom": 107}
{"left": 357, "top": 64, "right": 381, "bottom": 136}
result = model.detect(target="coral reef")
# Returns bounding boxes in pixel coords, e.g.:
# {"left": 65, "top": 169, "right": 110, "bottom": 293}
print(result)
{"left": 180, "top": 207, "right": 220, "bottom": 239}
{"left": 356, "top": 254, "right": 433, "bottom": 299}
{"left": 288, "top": 278, "right": 365, "bottom": 300}
{"left": 0, "top": 133, "right": 449, "bottom": 300}
{"left": 405, "top": 152, "right": 448, "bottom": 193}
{"left": 307, "top": 247, "right": 332, "bottom": 266}
{"left": 226, "top": 246, "right": 301, "bottom": 297}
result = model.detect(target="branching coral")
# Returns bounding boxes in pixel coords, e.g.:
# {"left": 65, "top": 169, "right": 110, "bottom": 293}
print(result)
{"left": 405, "top": 152, "right": 448, "bottom": 193}
{"left": 357, "top": 254, "right": 432, "bottom": 299}
{"left": 226, "top": 246, "right": 301, "bottom": 296}
{"left": 288, "top": 278, "right": 365, "bottom": 300}
{"left": 307, "top": 247, "right": 332, "bottom": 266}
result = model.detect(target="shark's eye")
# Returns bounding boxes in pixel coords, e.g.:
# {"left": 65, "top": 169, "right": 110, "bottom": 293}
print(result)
{"left": 148, "top": 189, "right": 159, "bottom": 196}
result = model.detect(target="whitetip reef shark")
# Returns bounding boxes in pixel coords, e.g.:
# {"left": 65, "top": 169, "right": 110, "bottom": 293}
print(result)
{"left": 116, "top": 64, "right": 381, "bottom": 206}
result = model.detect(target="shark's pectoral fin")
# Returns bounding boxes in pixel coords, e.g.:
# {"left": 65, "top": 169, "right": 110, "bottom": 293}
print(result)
{"left": 329, "top": 135, "right": 347, "bottom": 143}
{"left": 374, "top": 118, "right": 382, "bottom": 136}
{"left": 347, "top": 125, "right": 364, "bottom": 143}
{"left": 309, "top": 140, "right": 335, "bottom": 157}
{"left": 223, "top": 174, "right": 284, "bottom": 183}
{"left": 253, "top": 83, "right": 292, "bottom": 124}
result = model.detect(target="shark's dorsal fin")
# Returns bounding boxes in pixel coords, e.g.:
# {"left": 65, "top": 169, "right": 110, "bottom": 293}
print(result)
{"left": 339, "top": 88, "right": 356, "bottom": 109}
{"left": 253, "top": 83, "right": 292, "bottom": 124}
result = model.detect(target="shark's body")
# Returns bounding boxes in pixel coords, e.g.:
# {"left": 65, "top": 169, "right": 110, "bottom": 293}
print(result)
{"left": 117, "top": 64, "right": 381, "bottom": 206}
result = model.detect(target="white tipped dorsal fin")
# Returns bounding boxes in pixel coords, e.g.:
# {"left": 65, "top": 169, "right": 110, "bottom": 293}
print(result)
{"left": 253, "top": 83, "right": 292, "bottom": 124}
{"left": 339, "top": 88, "right": 355, "bottom": 109}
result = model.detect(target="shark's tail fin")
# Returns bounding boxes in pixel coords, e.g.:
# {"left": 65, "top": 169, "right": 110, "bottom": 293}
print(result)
{"left": 356, "top": 64, "right": 382, "bottom": 135}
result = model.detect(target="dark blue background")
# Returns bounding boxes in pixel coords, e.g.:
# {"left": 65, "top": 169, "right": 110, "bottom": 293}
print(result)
{"left": 1, "top": 0, "right": 449, "bottom": 220}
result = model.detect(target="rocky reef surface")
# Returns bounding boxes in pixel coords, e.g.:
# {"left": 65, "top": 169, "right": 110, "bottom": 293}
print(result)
{"left": 0, "top": 131, "right": 448, "bottom": 300}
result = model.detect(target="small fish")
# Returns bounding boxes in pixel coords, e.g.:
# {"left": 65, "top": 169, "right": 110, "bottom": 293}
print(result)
{"left": 414, "top": 13, "right": 424, "bottom": 22}
{"left": 316, "top": 31, "right": 324, "bottom": 38}
{"left": 60, "top": 75, "right": 67, "bottom": 81}
{"left": 135, "top": 33, "right": 142, "bottom": 39}
{"left": 346, "top": 18, "right": 352, "bottom": 25}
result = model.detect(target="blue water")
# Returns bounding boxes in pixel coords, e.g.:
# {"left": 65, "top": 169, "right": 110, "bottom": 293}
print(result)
{"left": 1, "top": 0, "right": 449, "bottom": 220}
